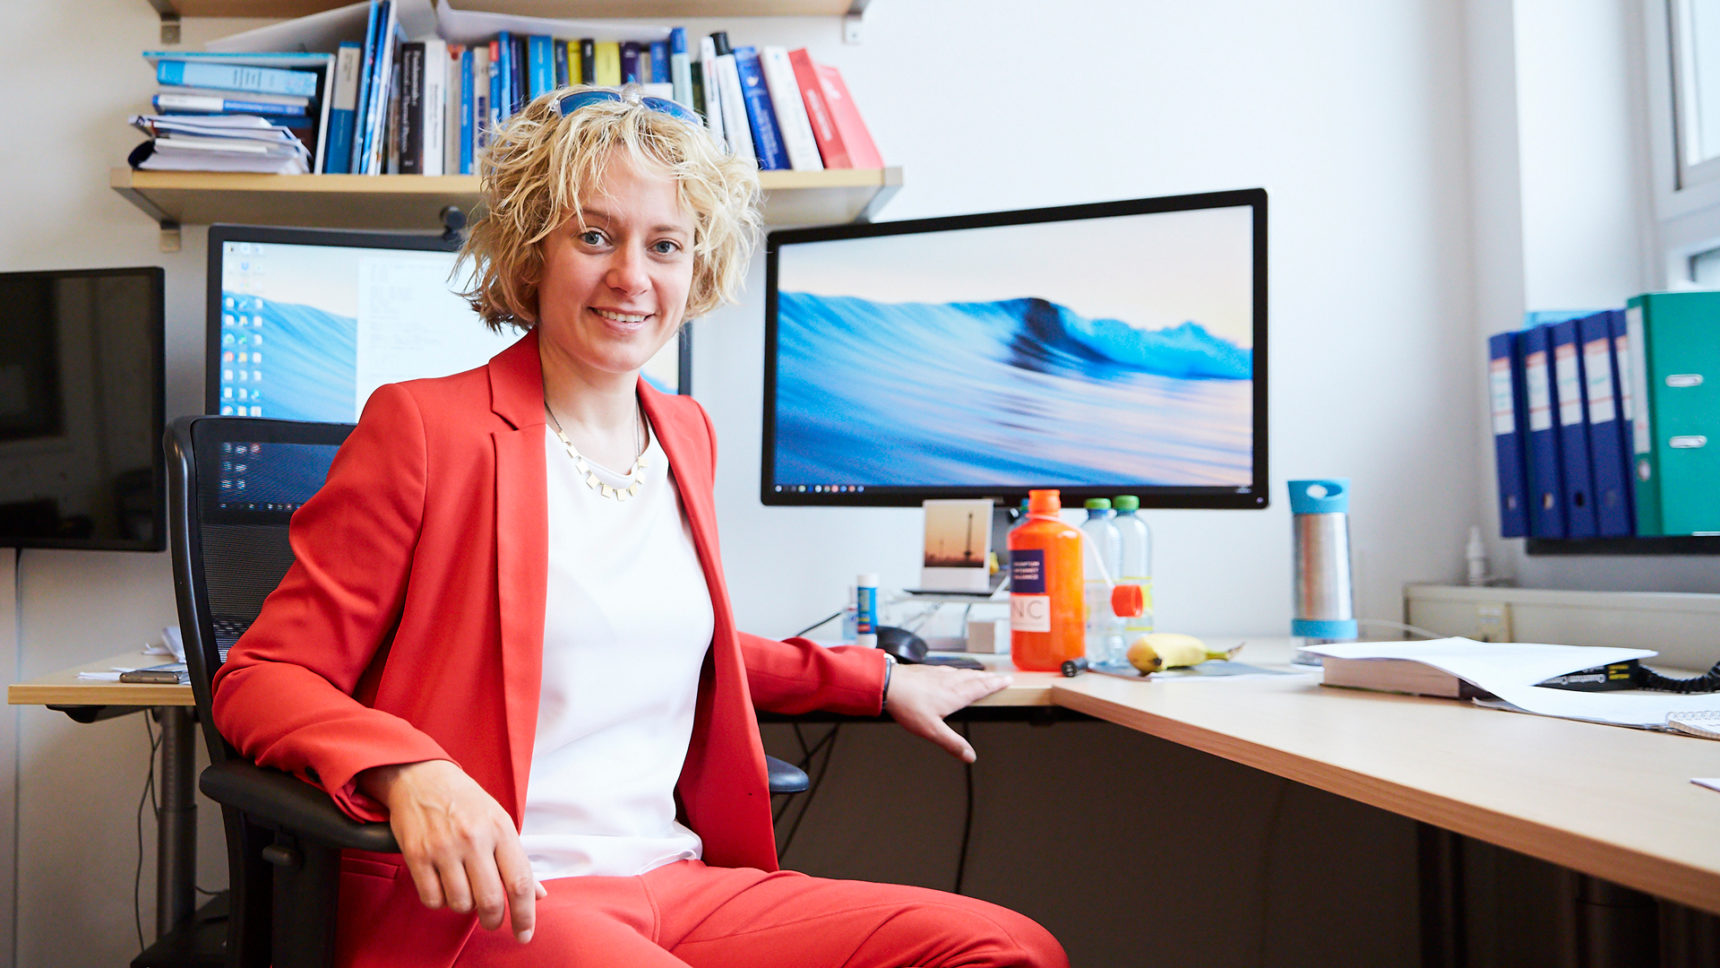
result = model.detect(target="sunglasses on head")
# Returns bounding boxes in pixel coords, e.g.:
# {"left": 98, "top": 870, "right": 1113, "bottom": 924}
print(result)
{"left": 555, "top": 88, "right": 703, "bottom": 127}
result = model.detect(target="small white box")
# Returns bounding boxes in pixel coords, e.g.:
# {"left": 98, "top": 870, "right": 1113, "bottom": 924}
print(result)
{"left": 965, "top": 618, "right": 1010, "bottom": 654}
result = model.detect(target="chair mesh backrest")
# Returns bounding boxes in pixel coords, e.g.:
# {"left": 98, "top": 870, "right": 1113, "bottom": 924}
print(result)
{"left": 168, "top": 416, "right": 352, "bottom": 762}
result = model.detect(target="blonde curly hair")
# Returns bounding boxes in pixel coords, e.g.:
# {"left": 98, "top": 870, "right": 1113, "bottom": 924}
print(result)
{"left": 456, "top": 87, "right": 762, "bottom": 332}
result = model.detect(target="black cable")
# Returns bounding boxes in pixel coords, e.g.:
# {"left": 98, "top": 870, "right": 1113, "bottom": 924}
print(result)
{"left": 1634, "top": 659, "right": 1720, "bottom": 694}
{"left": 135, "top": 711, "right": 163, "bottom": 953}
{"left": 953, "top": 719, "right": 975, "bottom": 895}
{"left": 778, "top": 724, "right": 841, "bottom": 860}
{"left": 790, "top": 610, "right": 843, "bottom": 638}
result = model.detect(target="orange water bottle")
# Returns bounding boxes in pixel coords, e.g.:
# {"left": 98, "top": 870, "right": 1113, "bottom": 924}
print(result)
{"left": 1008, "top": 489, "right": 1086, "bottom": 671}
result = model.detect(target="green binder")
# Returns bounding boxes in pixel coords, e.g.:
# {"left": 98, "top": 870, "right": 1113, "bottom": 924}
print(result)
{"left": 1625, "top": 291, "right": 1720, "bottom": 536}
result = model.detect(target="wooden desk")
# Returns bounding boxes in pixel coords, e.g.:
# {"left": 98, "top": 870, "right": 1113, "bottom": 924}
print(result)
{"left": 1048, "top": 640, "right": 1720, "bottom": 919}
{"left": 9, "top": 649, "right": 202, "bottom": 948}
{"left": 18, "top": 642, "right": 1720, "bottom": 941}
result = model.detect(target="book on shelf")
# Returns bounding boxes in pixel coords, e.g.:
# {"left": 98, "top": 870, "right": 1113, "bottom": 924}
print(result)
{"left": 140, "top": 51, "right": 334, "bottom": 174}
{"left": 324, "top": 42, "right": 362, "bottom": 174}
{"left": 155, "top": 57, "right": 321, "bottom": 98}
{"left": 697, "top": 35, "right": 726, "bottom": 146}
{"left": 152, "top": 91, "right": 309, "bottom": 119}
{"left": 732, "top": 46, "right": 787, "bottom": 171}
{"left": 129, "top": 113, "right": 312, "bottom": 174}
{"left": 786, "top": 48, "right": 848, "bottom": 168}
{"left": 811, "top": 59, "right": 882, "bottom": 169}
{"left": 443, "top": 43, "right": 463, "bottom": 176}
{"left": 758, "top": 46, "right": 823, "bottom": 171}
{"left": 707, "top": 33, "right": 755, "bottom": 165}
{"left": 669, "top": 28, "right": 693, "bottom": 109}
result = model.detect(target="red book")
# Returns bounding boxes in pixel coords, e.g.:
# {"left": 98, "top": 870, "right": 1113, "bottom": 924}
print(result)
{"left": 787, "top": 48, "right": 850, "bottom": 168}
{"left": 812, "top": 59, "right": 882, "bottom": 169}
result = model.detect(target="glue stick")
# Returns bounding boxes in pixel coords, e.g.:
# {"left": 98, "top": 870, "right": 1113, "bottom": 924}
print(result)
{"left": 855, "top": 573, "right": 878, "bottom": 647}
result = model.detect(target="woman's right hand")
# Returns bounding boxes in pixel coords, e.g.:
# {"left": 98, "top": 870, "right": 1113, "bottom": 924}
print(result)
{"left": 357, "top": 759, "right": 546, "bottom": 943}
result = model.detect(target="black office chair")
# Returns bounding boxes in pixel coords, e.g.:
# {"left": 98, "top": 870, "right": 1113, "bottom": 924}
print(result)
{"left": 167, "top": 415, "right": 808, "bottom": 968}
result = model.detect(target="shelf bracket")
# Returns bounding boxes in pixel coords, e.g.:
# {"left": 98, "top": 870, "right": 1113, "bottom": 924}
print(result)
{"left": 158, "top": 220, "right": 182, "bottom": 254}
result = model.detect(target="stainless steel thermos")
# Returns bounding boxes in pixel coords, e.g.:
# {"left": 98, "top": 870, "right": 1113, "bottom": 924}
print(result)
{"left": 1289, "top": 478, "right": 1356, "bottom": 642}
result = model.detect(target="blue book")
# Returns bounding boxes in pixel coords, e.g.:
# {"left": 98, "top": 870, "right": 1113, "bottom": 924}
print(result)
{"left": 322, "top": 42, "right": 362, "bottom": 174}
{"left": 553, "top": 39, "right": 569, "bottom": 89}
{"left": 1488, "top": 332, "right": 1530, "bottom": 538}
{"left": 151, "top": 91, "right": 308, "bottom": 118}
{"left": 649, "top": 40, "right": 670, "bottom": 83}
{"left": 1577, "top": 311, "right": 1632, "bottom": 536}
{"left": 1549, "top": 319, "right": 1598, "bottom": 538}
{"left": 348, "top": 0, "right": 383, "bottom": 174}
{"left": 156, "top": 59, "right": 320, "bottom": 97}
{"left": 621, "top": 41, "right": 643, "bottom": 83}
{"left": 1609, "top": 309, "right": 1637, "bottom": 533}
{"left": 356, "top": 0, "right": 400, "bottom": 174}
{"left": 459, "top": 46, "right": 475, "bottom": 175}
{"left": 732, "top": 46, "right": 788, "bottom": 170}
{"left": 1521, "top": 324, "right": 1566, "bottom": 538}
{"left": 490, "top": 39, "right": 505, "bottom": 129}
{"left": 527, "top": 35, "right": 553, "bottom": 100}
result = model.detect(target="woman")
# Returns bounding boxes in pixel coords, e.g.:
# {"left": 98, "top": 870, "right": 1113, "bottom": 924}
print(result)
{"left": 212, "top": 87, "right": 1067, "bottom": 968}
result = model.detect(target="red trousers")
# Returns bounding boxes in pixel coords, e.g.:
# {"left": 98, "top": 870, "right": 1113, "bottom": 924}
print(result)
{"left": 453, "top": 860, "right": 1067, "bottom": 968}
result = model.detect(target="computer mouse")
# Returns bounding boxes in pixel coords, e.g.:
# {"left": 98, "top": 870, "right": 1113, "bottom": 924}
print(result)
{"left": 875, "top": 625, "right": 929, "bottom": 664}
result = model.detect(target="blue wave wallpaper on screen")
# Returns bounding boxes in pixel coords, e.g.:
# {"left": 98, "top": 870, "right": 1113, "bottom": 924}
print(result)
{"left": 219, "top": 292, "right": 356, "bottom": 423}
{"left": 774, "top": 291, "right": 1253, "bottom": 488}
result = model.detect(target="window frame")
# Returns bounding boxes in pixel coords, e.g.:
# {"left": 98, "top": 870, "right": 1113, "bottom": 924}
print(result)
{"left": 1646, "top": 0, "right": 1720, "bottom": 285}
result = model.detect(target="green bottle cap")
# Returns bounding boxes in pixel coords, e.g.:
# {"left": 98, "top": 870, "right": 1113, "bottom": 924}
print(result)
{"left": 1084, "top": 498, "right": 1112, "bottom": 511}
{"left": 1113, "top": 495, "right": 1140, "bottom": 511}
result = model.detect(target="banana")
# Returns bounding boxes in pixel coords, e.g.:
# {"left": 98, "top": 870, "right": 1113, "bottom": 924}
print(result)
{"left": 1125, "top": 633, "right": 1232, "bottom": 674}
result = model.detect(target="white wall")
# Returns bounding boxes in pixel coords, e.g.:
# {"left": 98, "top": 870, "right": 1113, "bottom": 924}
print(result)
{"left": 2, "top": 0, "right": 1502, "bottom": 965}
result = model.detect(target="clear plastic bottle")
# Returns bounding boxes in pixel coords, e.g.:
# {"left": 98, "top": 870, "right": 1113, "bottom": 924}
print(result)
{"left": 1113, "top": 495, "right": 1154, "bottom": 640}
{"left": 1008, "top": 489, "right": 1085, "bottom": 671}
{"left": 1080, "top": 498, "right": 1121, "bottom": 664}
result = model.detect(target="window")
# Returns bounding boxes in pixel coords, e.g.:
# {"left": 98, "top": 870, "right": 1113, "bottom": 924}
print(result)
{"left": 1645, "top": 0, "right": 1720, "bottom": 286}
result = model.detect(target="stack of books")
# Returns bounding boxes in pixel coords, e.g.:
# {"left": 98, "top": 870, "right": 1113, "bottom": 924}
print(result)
{"left": 1489, "top": 294, "right": 1720, "bottom": 540}
{"left": 129, "top": 0, "right": 883, "bottom": 178}
{"left": 130, "top": 51, "right": 332, "bottom": 174}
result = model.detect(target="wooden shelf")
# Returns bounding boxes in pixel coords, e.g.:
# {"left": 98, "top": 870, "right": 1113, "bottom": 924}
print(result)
{"left": 111, "top": 166, "right": 901, "bottom": 233}
{"left": 147, "top": 1, "right": 870, "bottom": 19}
{"left": 1525, "top": 535, "right": 1720, "bottom": 556}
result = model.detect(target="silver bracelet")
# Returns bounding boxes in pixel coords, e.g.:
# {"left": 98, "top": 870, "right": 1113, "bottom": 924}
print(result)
{"left": 880, "top": 651, "right": 896, "bottom": 711}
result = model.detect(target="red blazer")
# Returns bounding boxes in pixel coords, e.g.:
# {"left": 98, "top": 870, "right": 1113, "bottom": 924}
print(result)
{"left": 211, "top": 331, "right": 887, "bottom": 967}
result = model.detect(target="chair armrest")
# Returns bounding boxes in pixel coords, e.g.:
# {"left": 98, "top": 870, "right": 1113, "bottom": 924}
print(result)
{"left": 765, "top": 754, "right": 809, "bottom": 794}
{"left": 201, "top": 760, "right": 400, "bottom": 854}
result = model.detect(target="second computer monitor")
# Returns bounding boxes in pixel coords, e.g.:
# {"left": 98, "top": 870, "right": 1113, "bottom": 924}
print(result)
{"left": 761, "top": 188, "right": 1269, "bottom": 509}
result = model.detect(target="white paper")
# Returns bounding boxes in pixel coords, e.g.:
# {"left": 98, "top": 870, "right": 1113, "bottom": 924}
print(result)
{"left": 1305, "top": 638, "right": 1720, "bottom": 731}
{"left": 434, "top": 0, "right": 666, "bottom": 45}
{"left": 205, "top": 0, "right": 437, "bottom": 51}
{"left": 1303, "top": 638, "right": 1655, "bottom": 689}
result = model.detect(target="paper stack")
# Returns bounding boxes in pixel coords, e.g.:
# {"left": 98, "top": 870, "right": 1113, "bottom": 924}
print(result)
{"left": 128, "top": 114, "right": 312, "bottom": 174}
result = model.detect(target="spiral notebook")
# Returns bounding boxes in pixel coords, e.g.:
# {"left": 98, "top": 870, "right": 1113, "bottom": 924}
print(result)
{"left": 1666, "top": 711, "right": 1720, "bottom": 741}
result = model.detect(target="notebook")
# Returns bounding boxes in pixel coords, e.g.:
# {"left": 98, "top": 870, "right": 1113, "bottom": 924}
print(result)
{"left": 1666, "top": 711, "right": 1720, "bottom": 741}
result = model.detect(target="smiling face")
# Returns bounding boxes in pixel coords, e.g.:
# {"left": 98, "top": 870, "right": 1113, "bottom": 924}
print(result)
{"left": 534, "top": 149, "right": 695, "bottom": 393}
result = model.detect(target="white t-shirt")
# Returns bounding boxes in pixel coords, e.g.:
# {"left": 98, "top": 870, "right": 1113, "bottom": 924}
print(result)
{"left": 519, "top": 420, "right": 713, "bottom": 880}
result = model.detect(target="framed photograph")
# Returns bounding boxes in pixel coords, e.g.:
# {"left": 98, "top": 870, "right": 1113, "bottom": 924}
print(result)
{"left": 919, "top": 498, "right": 994, "bottom": 592}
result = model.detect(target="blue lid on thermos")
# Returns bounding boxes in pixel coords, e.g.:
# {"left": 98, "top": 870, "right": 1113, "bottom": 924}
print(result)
{"left": 1289, "top": 479, "right": 1357, "bottom": 642}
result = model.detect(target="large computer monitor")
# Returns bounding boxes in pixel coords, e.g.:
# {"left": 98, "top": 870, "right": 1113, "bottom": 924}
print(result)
{"left": 206, "top": 224, "right": 691, "bottom": 423}
{"left": 761, "top": 189, "right": 1268, "bottom": 509}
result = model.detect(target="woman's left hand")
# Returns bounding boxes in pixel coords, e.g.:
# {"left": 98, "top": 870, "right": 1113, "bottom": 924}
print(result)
{"left": 883, "top": 664, "right": 1012, "bottom": 762}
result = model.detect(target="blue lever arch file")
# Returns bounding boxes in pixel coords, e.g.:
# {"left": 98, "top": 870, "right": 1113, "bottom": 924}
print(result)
{"left": 1549, "top": 319, "right": 1599, "bottom": 538}
{"left": 1578, "top": 311, "right": 1633, "bottom": 536}
{"left": 1488, "top": 331, "right": 1529, "bottom": 537}
{"left": 1520, "top": 324, "right": 1566, "bottom": 538}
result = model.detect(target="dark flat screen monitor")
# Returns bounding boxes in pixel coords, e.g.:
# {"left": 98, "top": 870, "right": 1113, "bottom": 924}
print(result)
{"left": 0, "top": 266, "right": 165, "bottom": 550}
{"left": 762, "top": 189, "right": 1268, "bottom": 509}
{"left": 206, "top": 224, "right": 691, "bottom": 423}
